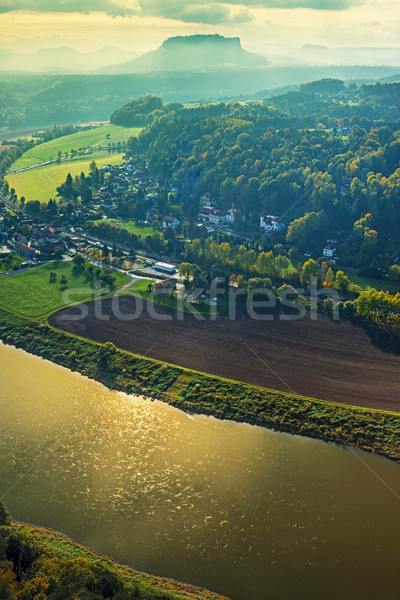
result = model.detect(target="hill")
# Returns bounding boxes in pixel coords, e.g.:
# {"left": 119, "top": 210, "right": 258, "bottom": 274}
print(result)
{"left": 2, "top": 65, "right": 400, "bottom": 131}
{"left": 100, "top": 34, "right": 269, "bottom": 74}
{"left": 0, "top": 46, "right": 138, "bottom": 74}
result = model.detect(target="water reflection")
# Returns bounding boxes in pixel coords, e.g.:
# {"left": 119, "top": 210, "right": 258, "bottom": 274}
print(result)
{"left": 1, "top": 342, "right": 400, "bottom": 600}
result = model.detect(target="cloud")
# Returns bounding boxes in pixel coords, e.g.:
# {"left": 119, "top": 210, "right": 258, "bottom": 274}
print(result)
{"left": 138, "top": 0, "right": 363, "bottom": 22}
{"left": 136, "top": 2, "right": 252, "bottom": 24}
{"left": 0, "top": 0, "right": 140, "bottom": 15}
{"left": 0, "top": 0, "right": 365, "bottom": 18}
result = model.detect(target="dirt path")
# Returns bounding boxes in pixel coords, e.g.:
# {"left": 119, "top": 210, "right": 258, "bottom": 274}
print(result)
{"left": 49, "top": 296, "right": 400, "bottom": 412}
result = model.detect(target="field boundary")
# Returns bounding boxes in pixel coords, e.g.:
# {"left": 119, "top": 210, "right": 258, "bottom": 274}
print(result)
{"left": 1, "top": 308, "right": 400, "bottom": 464}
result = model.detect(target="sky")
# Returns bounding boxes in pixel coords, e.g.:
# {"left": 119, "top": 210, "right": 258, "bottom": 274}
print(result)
{"left": 0, "top": 0, "right": 399, "bottom": 55}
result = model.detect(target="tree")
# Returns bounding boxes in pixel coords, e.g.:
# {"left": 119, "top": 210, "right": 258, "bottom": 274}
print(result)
{"left": 60, "top": 275, "right": 68, "bottom": 287}
{"left": 335, "top": 270, "right": 350, "bottom": 293}
{"left": 98, "top": 341, "right": 117, "bottom": 367}
{"left": 324, "top": 267, "right": 334, "bottom": 287}
{"left": 89, "top": 160, "right": 97, "bottom": 175}
{"left": 49, "top": 272, "right": 57, "bottom": 283}
{"left": 179, "top": 262, "right": 193, "bottom": 280}
{"left": 0, "top": 500, "right": 11, "bottom": 526}
{"left": 73, "top": 254, "right": 85, "bottom": 268}
{"left": 300, "top": 259, "right": 319, "bottom": 286}
{"left": 68, "top": 351, "right": 77, "bottom": 368}
{"left": 389, "top": 264, "right": 400, "bottom": 281}
{"left": 286, "top": 211, "right": 328, "bottom": 251}
{"left": 20, "top": 223, "right": 30, "bottom": 237}
{"left": 6, "top": 533, "right": 38, "bottom": 581}
{"left": 162, "top": 225, "right": 176, "bottom": 241}
{"left": 359, "top": 229, "right": 378, "bottom": 264}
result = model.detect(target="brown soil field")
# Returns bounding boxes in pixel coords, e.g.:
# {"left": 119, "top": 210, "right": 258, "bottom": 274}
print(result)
{"left": 49, "top": 296, "right": 400, "bottom": 412}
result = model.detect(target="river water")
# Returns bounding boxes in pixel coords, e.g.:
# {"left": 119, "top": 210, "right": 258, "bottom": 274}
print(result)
{"left": 1, "top": 342, "right": 400, "bottom": 600}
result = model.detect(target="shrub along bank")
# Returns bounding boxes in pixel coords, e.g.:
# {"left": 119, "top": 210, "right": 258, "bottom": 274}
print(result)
{"left": 1, "top": 311, "right": 400, "bottom": 463}
{"left": 0, "top": 500, "right": 228, "bottom": 600}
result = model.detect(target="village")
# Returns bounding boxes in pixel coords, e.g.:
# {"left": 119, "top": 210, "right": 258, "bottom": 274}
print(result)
{"left": 1, "top": 154, "right": 399, "bottom": 293}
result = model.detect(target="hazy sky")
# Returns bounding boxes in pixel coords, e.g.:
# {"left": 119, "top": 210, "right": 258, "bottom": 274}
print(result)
{"left": 0, "top": 0, "right": 399, "bottom": 54}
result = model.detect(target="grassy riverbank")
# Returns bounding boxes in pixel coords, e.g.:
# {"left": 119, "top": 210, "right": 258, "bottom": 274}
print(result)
{"left": 0, "top": 502, "right": 228, "bottom": 600}
{"left": 1, "top": 309, "right": 400, "bottom": 463}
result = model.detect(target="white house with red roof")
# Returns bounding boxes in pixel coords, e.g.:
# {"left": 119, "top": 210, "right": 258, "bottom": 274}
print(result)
{"left": 260, "top": 213, "right": 286, "bottom": 232}
{"left": 162, "top": 215, "right": 180, "bottom": 229}
{"left": 323, "top": 241, "right": 337, "bottom": 258}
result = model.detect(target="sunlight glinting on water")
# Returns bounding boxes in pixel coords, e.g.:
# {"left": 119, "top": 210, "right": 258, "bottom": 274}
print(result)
{"left": 1, "top": 342, "right": 400, "bottom": 600}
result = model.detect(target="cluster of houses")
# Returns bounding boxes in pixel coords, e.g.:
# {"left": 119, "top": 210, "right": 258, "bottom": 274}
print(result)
{"left": 96, "top": 159, "right": 154, "bottom": 209}
{"left": 197, "top": 194, "right": 287, "bottom": 234}
{"left": 330, "top": 126, "right": 352, "bottom": 135}
{"left": 198, "top": 193, "right": 238, "bottom": 227}
{"left": 1, "top": 219, "right": 67, "bottom": 260}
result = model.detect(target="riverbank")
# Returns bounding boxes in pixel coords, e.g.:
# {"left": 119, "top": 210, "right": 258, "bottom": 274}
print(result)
{"left": 0, "top": 515, "right": 230, "bottom": 600}
{"left": 1, "top": 309, "right": 400, "bottom": 463}
{"left": 50, "top": 295, "right": 400, "bottom": 411}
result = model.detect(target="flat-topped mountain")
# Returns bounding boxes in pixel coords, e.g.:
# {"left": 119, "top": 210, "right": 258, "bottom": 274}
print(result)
{"left": 100, "top": 34, "right": 269, "bottom": 73}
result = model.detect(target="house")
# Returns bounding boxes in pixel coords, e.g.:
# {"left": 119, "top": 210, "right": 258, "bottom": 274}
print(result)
{"left": 199, "top": 193, "right": 212, "bottom": 207}
{"left": 154, "top": 278, "right": 177, "bottom": 294}
{"left": 49, "top": 222, "right": 64, "bottom": 234}
{"left": 199, "top": 206, "right": 226, "bottom": 225}
{"left": 31, "top": 229, "right": 54, "bottom": 247}
{"left": 341, "top": 177, "right": 353, "bottom": 193}
{"left": 12, "top": 232, "right": 27, "bottom": 245}
{"left": 323, "top": 242, "right": 337, "bottom": 258}
{"left": 260, "top": 213, "right": 286, "bottom": 232}
{"left": 155, "top": 262, "right": 176, "bottom": 275}
{"left": 208, "top": 209, "right": 225, "bottom": 226}
{"left": 16, "top": 243, "right": 38, "bottom": 259}
{"left": 226, "top": 208, "right": 237, "bottom": 224}
{"left": 146, "top": 208, "right": 161, "bottom": 222}
{"left": 162, "top": 216, "right": 180, "bottom": 229}
{"left": 40, "top": 240, "right": 66, "bottom": 257}
{"left": 117, "top": 179, "right": 129, "bottom": 191}
{"left": 199, "top": 206, "right": 214, "bottom": 221}
{"left": 74, "top": 208, "right": 89, "bottom": 219}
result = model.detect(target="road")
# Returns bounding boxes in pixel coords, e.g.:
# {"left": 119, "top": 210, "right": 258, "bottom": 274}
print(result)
{"left": 67, "top": 228, "right": 178, "bottom": 267}
{"left": 0, "top": 190, "right": 22, "bottom": 213}
{"left": 7, "top": 144, "right": 123, "bottom": 175}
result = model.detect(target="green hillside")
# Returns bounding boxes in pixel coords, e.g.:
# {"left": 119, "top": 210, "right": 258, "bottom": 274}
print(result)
{"left": 7, "top": 152, "right": 123, "bottom": 203}
{"left": 12, "top": 124, "right": 141, "bottom": 169}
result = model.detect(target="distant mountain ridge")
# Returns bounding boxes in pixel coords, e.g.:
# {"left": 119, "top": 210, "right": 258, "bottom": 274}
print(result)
{"left": 298, "top": 44, "right": 400, "bottom": 66}
{"left": 99, "top": 34, "right": 269, "bottom": 74}
{"left": 0, "top": 46, "right": 138, "bottom": 73}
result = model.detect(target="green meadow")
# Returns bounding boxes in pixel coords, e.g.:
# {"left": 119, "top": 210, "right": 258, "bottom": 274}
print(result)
{"left": 0, "top": 260, "right": 130, "bottom": 318}
{"left": 7, "top": 153, "right": 123, "bottom": 203}
{"left": 99, "top": 218, "right": 156, "bottom": 237}
{"left": 12, "top": 124, "right": 142, "bottom": 169}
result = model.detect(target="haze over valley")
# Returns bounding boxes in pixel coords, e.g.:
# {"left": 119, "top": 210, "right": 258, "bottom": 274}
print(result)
{"left": 1, "top": 2, "right": 400, "bottom": 600}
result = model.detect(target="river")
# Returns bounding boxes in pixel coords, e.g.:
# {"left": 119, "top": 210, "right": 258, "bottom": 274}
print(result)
{"left": 1, "top": 342, "right": 400, "bottom": 600}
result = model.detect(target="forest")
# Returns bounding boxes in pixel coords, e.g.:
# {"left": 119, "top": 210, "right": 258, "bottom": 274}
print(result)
{"left": 120, "top": 82, "right": 400, "bottom": 269}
